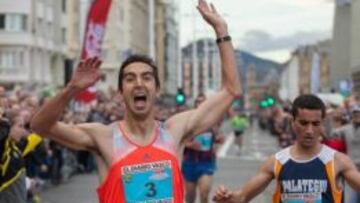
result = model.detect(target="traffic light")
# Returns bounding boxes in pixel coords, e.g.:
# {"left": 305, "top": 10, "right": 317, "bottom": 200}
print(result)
{"left": 260, "top": 100, "right": 268, "bottom": 108}
{"left": 267, "top": 97, "right": 275, "bottom": 106}
{"left": 176, "top": 88, "right": 186, "bottom": 106}
{"left": 259, "top": 96, "right": 276, "bottom": 108}
{"left": 231, "top": 98, "right": 244, "bottom": 110}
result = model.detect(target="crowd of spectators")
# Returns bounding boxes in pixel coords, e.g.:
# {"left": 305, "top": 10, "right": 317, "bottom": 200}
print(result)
{"left": 3, "top": 84, "right": 360, "bottom": 202}
{"left": 257, "top": 95, "right": 359, "bottom": 149}
{"left": 0, "top": 85, "right": 180, "bottom": 202}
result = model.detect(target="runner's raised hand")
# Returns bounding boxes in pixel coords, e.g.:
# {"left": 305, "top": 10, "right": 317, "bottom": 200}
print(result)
{"left": 197, "top": 0, "right": 228, "bottom": 35}
{"left": 69, "top": 57, "right": 102, "bottom": 91}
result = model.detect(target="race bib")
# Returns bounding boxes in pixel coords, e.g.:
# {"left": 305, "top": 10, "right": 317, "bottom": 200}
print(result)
{"left": 194, "top": 132, "right": 213, "bottom": 151}
{"left": 281, "top": 193, "right": 322, "bottom": 203}
{"left": 121, "top": 160, "right": 173, "bottom": 203}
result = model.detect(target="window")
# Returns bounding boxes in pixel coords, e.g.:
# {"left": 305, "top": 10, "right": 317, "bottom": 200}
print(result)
{"left": 22, "top": 15, "right": 27, "bottom": 31}
{"left": 0, "top": 14, "right": 27, "bottom": 32}
{"left": 7, "top": 15, "right": 16, "bottom": 31}
{"left": 62, "top": 0, "right": 67, "bottom": 13}
{"left": 0, "top": 51, "right": 16, "bottom": 68}
{"left": 37, "top": 18, "right": 43, "bottom": 36}
{"left": 47, "top": 22, "right": 52, "bottom": 39}
{"left": 0, "top": 14, "right": 5, "bottom": 30}
{"left": 7, "top": 52, "right": 15, "bottom": 67}
{"left": 37, "top": 1, "right": 44, "bottom": 18}
{"left": 19, "top": 51, "right": 24, "bottom": 66}
{"left": 62, "top": 28, "right": 67, "bottom": 43}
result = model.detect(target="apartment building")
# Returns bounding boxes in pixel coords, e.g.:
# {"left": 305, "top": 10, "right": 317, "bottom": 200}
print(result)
{"left": 279, "top": 40, "right": 331, "bottom": 101}
{"left": 0, "top": 0, "right": 76, "bottom": 87}
{"left": 98, "top": 0, "right": 180, "bottom": 95}
{"left": 181, "top": 38, "right": 221, "bottom": 100}
{"left": 332, "top": 0, "right": 360, "bottom": 94}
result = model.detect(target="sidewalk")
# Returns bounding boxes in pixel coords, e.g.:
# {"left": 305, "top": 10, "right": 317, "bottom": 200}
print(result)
{"left": 40, "top": 174, "right": 98, "bottom": 203}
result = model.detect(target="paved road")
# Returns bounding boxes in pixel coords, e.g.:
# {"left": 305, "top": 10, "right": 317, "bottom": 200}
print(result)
{"left": 40, "top": 121, "right": 280, "bottom": 203}
{"left": 40, "top": 174, "right": 98, "bottom": 203}
{"left": 212, "top": 122, "right": 279, "bottom": 202}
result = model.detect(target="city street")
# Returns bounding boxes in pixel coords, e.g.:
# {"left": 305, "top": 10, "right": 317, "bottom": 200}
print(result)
{"left": 40, "top": 121, "right": 280, "bottom": 203}
{"left": 1, "top": 0, "right": 359, "bottom": 203}
{"left": 213, "top": 121, "right": 279, "bottom": 202}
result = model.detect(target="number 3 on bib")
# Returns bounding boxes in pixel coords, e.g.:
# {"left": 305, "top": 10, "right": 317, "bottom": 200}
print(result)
{"left": 121, "top": 161, "right": 174, "bottom": 202}
{"left": 145, "top": 182, "right": 157, "bottom": 197}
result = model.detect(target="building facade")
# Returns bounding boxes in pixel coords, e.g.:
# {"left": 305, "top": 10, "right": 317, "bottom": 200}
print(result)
{"left": 279, "top": 54, "right": 300, "bottom": 102}
{"left": 163, "top": 1, "right": 180, "bottom": 96}
{"left": 332, "top": 0, "right": 360, "bottom": 95}
{"left": 0, "top": 0, "right": 73, "bottom": 88}
{"left": 331, "top": 0, "right": 352, "bottom": 90}
{"left": 91, "top": 0, "right": 179, "bottom": 95}
{"left": 318, "top": 40, "right": 331, "bottom": 92}
{"left": 95, "top": 0, "right": 131, "bottom": 91}
{"left": 181, "top": 38, "right": 221, "bottom": 101}
{"left": 279, "top": 40, "right": 331, "bottom": 101}
{"left": 0, "top": 0, "right": 180, "bottom": 97}
{"left": 350, "top": 0, "right": 360, "bottom": 95}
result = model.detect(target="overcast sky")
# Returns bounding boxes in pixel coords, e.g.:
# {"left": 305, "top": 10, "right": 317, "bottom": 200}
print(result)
{"left": 179, "top": 0, "right": 335, "bottom": 63}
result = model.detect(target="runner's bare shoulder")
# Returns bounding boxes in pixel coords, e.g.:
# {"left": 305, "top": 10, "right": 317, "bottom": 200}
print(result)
{"left": 333, "top": 151, "right": 355, "bottom": 174}
{"left": 77, "top": 122, "right": 113, "bottom": 138}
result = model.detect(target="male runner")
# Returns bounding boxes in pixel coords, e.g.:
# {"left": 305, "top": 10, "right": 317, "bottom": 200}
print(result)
{"left": 31, "top": 1, "right": 241, "bottom": 202}
{"left": 182, "top": 93, "right": 224, "bottom": 203}
{"left": 231, "top": 112, "right": 248, "bottom": 153}
{"left": 213, "top": 94, "right": 360, "bottom": 203}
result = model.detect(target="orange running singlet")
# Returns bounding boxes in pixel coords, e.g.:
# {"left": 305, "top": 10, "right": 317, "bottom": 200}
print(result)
{"left": 97, "top": 122, "right": 184, "bottom": 203}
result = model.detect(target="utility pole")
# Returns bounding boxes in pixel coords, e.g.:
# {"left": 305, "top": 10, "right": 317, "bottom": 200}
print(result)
{"left": 148, "top": 0, "right": 155, "bottom": 59}
{"left": 192, "top": 10, "right": 198, "bottom": 98}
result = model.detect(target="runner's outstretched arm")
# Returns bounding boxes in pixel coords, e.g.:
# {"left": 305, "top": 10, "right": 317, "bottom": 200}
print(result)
{"left": 213, "top": 156, "right": 275, "bottom": 203}
{"left": 31, "top": 57, "right": 102, "bottom": 150}
{"left": 167, "top": 0, "right": 241, "bottom": 141}
{"left": 336, "top": 152, "right": 360, "bottom": 191}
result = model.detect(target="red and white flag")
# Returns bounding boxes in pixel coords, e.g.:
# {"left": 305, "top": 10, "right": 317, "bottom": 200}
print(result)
{"left": 76, "top": 0, "right": 112, "bottom": 103}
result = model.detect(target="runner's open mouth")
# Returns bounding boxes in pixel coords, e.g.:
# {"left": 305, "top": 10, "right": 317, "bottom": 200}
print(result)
{"left": 134, "top": 95, "right": 147, "bottom": 108}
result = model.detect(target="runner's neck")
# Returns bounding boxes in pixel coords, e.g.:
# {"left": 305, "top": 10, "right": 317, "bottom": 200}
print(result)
{"left": 121, "top": 118, "right": 156, "bottom": 140}
{"left": 290, "top": 143, "right": 323, "bottom": 160}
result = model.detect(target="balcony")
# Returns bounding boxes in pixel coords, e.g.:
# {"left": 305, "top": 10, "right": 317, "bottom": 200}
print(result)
{"left": 0, "top": 32, "right": 32, "bottom": 46}
{"left": 0, "top": 67, "right": 29, "bottom": 83}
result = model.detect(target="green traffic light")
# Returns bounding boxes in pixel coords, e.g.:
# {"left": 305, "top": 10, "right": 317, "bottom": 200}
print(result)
{"left": 267, "top": 97, "right": 275, "bottom": 106}
{"left": 260, "top": 100, "right": 268, "bottom": 108}
{"left": 176, "top": 94, "right": 185, "bottom": 105}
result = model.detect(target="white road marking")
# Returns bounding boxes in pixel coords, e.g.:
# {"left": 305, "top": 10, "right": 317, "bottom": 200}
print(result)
{"left": 217, "top": 132, "right": 234, "bottom": 158}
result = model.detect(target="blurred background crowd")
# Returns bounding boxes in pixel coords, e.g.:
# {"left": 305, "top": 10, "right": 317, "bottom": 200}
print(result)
{"left": 1, "top": 84, "right": 360, "bottom": 202}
